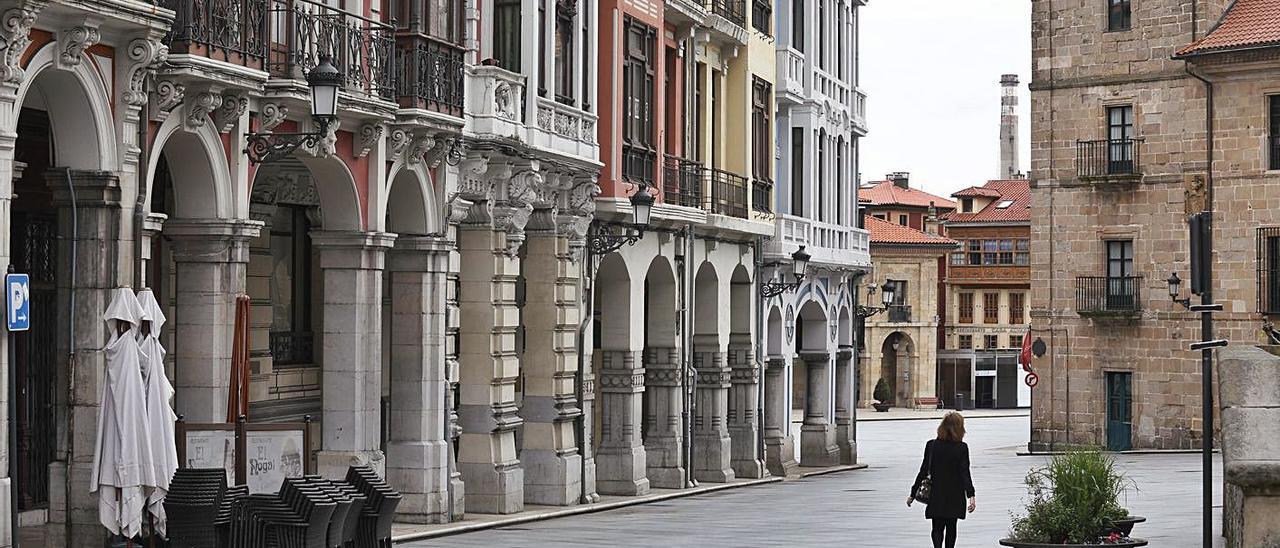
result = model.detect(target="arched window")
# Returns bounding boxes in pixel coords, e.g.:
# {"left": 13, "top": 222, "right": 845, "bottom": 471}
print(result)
{"left": 836, "top": 137, "right": 845, "bottom": 224}
{"left": 817, "top": 129, "right": 826, "bottom": 222}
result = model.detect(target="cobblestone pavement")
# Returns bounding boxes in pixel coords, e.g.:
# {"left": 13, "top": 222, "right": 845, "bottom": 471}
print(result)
{"left": 404, "top": 416, "right": 1223, "bottom": 547}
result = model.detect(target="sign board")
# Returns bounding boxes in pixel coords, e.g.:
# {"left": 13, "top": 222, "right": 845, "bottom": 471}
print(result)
{"left": 1025, "top": 372, "right": 1039, "bottom": 388}
{"left": 244, "top": 428, "right": 306, "bottom": 494}
{"left": 183, "top": 429, "right": 236, "bottom": 483}
{"left": 6, "top": 273, "right": 29, "bottom": 332}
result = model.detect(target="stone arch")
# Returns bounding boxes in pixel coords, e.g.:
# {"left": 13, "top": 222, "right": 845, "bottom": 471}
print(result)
{"left": 767, "top": 306, "right": 784, "bottom": 357}
{"left": 644, "top": 256, "right": 677, "bottom": 348}
{"left": 729, "top": 265, "right": 752, "bottom": 335}
{"left": 838, "top": 306, "right": 853, "bottom": 348}
{"left": 797, "top": 300, "right": 829, "bottom": 353}
{"left": 145, "top": 113, "right": 234, "bottom": 219}
{"left": 596, "top": 253, "right": 632, "bottom": 350}
{"left": 642, "top": 255, "right": 682, "bottom": 487}
{"left": 384, "top": 161, "right": 441, "bottom": 235}
{"left": 7, "top": 43, "right": 117, "bottom": 176}
{"left": 296, "top": 156, "right": 365, "bottom": 231}
{"left": 694, "top": 261, "right": 719, "bottom": 337}
{"left": 880, "top": 331, "right": 915, "bottom": 406}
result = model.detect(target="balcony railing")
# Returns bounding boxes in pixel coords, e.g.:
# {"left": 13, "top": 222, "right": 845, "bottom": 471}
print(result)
{"left": 163, "top": 0, "right": 270, "bottom": 69}
{"left": 888, "top": 305, "right": 912, "bottom": 323}
{"left": 1075, "top": 276, "right": 1143, "bottom": 317}
{"left": 623, "top": 146, "right": 657, "bottom": 188}
{"left": 1077, "top": 138, "right": 1143, "bottom": 178}
{"left": 706, "top": 167, "right": 748, "bottom": 218}
{"left": 396, "top": 35, "right": 465, "bottom": 116}
{"left": 752, "top": 178, "right": 773, "bottom": 214}
{"left": 1270, "top": 135, "right": 1280, "bottom": 171}
{"left": 268, "top": 0, "right": 396, "bottom": 99}
{"left": 663, "top": 155, "right": 703, "bottom": 208}
{"left": 706, "top": 0, "right": 746, "bottom": 27}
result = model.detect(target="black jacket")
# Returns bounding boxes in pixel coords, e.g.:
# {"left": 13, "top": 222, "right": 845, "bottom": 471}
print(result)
{"left": 910, "top": 439, "right": 975, "bottom": 519}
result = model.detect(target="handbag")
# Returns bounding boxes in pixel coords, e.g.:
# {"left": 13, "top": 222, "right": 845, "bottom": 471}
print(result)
{"left": 914, "top": 443, "right": 933, "bottom": 504}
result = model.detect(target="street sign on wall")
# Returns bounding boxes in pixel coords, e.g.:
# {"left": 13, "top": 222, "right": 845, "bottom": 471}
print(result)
{"left": 6, "top": 273, "right": 30, "bottom": 332}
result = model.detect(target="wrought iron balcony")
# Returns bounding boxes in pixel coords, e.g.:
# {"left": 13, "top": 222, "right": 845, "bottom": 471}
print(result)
{"left": 707, "top": 167, "right": 748, "bottom": 219}
{"left": 752, "top": 178, "right": 773, "bottom": 214}
{"left": 887, "top": 305, "right": 912, "bottom": 323}
{"left": 267, "top": 0, "right": 396, "bottom": 100}
{"left": 1077, "top": 138, "right": 1143, "bottom": 179}
{"left": 1075, "top": 276, "right": 1143, "bottom": 317}
{"left": 705, "top": 0, "right": 746, "bottom": 27}
{"left": 396, "top": 35, "right": 465, "bottom": 117}
{"left": 162, "top": 0, "right": 270, "bottom": 70}
{"left": 663, "top": 155, "right": 703, "bottom": 209}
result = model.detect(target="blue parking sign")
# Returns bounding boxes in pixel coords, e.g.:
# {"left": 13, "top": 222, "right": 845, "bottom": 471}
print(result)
{"left": 6, "top": 273, "right": 29, "bottom": 332}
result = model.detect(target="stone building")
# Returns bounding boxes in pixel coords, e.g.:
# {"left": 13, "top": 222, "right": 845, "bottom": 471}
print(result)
{"left": 939, "top": 179, "right": 1031, "bottom": 410}
{"left": 1028, "top": 0, "right": 1280, "bottom": 451}
{"left": 860, "top": 217, "right": 956, "bottom": 408}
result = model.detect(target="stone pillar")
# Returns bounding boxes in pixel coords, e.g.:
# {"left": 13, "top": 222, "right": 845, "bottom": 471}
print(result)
{"left": 800, "top": 351, "right": 839, "bottom": 467}
{"left": 164, "top": 219, "right": 262, "bottom": 422}
{"left": 45, "top": 170, "right": 124, "bottom": 546}
{"left": 311, "top": 231, "right": 395, "bottom": 479}
{"left": 835, "top": 347, "right": 856, "bottom": 465}
{"left": 692, "top": 335, "right": 734, "bottom": 483}
{"left": 519, "top": 226, "right": 582, "bottom": 505}
{"left": 384, "top": 236, "right": 451, "bottom": 523}
{"left": 456, "top": 220, "right": 524, "bottom": 513}
{"left": 727, "top": 333, "right": 764, "bottom": 478}
{"left": 596, "top": 350, "right": 649, "bottom": 495}
{"left": 443, "top": 205, "right": 466, "bottom": 519}
{"left": 1218, "top": 346, "right": 1280, "bottom": 548}
{"left": 642, "top": 346, "right": 684, "bottom": 488}
{"left": 763, "top": 357, "right": 799, "bottom": 477}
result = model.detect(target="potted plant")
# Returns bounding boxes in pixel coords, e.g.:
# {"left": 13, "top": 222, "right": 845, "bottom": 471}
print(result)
{"left": 872, "top": 378, "right": 893, "bottom": 412}
{"left": 1000, "top": 449, "right": 1147, "bottom": 547}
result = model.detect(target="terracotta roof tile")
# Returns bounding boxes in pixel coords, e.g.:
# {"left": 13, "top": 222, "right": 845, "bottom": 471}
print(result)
{"left": 866, "top": 216, "right": 958, "bottom": 246}
{"left": 860, "top": 180, "right": 958, "bottom": 209}
{"left": 1177, "top": 0, "right": 1280, "bottom": 56}
{"left": 943, "top": 179, "right": 1030, "bottom": 224}
{"left": 952, "top": 186, "right": 1001, "bottom": 198}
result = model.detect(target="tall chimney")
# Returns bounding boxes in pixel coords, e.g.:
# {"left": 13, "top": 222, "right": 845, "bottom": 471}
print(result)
{"left": 999, "top": 74, "right": 1020, "bottom": 179}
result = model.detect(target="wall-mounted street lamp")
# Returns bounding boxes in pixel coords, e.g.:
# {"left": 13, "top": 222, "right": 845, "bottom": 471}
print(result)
{"left": 585, "top": 181, "right": 655, "bottom": 255}
{"left": 1167, "top": 272, "right": 1191, "bottom": 309}
{"left": 856, "top": 280, "right": 896, "bottom": 318}
{"left": 245, "top": 55, "right": 343, "bottom": 164}
{"left": 759, "top": 246, "right": 812, "bottom": 299}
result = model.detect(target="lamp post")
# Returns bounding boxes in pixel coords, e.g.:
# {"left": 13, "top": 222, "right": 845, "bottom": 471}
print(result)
{"left": 855, "top": 280, "right": 895, "bottom": 319}
{"left": 584, "top": 181, "right": 655, "bottom": 255}
{"left": 245, "top": 54, "right": 344, "bottom": 164}
{"left": 758, "top": 246, "right": 811, "bottom": 299}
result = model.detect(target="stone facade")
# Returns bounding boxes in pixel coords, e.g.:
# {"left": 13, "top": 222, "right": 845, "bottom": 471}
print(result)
{"left": 861, "top": 244, "right": 951, "bottom": 408}
{"left": 1217, "top": 345, "right": 1280, "bottom": 548}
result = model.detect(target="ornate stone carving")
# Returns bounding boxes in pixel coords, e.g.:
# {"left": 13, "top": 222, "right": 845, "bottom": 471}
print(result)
{"left": 536, "top": 106, "right": 553, "bottom": 130}
{"left": 184, "top": 90, "right": 224, "bottom": 131}
{"left": 564, "top": 175, "right": 600, "bottom": 217}
{"left": 213, "top": 93, "right": 248, "bottom": 133}
{"left": 155, "top": 80, "right": 185, "bottom": 113}
{"left": 447, "top": 195, "right": 475, "bottom": 225}
{"left": 357, "top": 123, "right": 383, "bottom": 158}
{"left": 122, "top": 37, "right": 167, "bottom": 106}
{"left": 598, "top": 371, "right": 646, "bottom": 390}
{"left": 553, "top": 111, "right": 579, "bottom": 139}
{"left": 455, "top": 155, "right": 495, "bottom": 201}
{"left": 405, "top": 132, "right": 436, "bottom": 165}
{"left": 581, "top": 118, "right": 596, "bottom": 143}
{"left": 0, "top": 1, "right": 46, "bottom": 85}
{"left": 299, "top": 118, "right": 339, "bottom": 158}
{"left": 258, "top": 102, "right": 289, "bottom": 132}
{"left": 1185, "top": 174, "right": 1207, "bottom": 216}
{"left": 251, "top": 173, "right": 321, "bottom": 206}
{"left": 55, "top": 25, "right": 100, "bottom": 70}
{"left": 388, "top": 127, "right": 411, "bottom": 157}
{"left": 494, "top": 81, "right": 518, "bottom": 120}
{"left": 424, "top": 137, "right": 455, "bottom": 169}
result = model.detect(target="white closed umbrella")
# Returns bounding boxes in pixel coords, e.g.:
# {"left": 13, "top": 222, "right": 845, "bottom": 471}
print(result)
{"left": 137, "top": 288, "right": 177, "bottom": 537}
{"left": 91, "top": 288, "right": 157, "bottom": 538}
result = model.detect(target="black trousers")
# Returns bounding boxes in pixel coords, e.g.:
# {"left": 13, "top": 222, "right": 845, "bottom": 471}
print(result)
{"left": 931, "top": 518, "right": 957, "bottom": 548}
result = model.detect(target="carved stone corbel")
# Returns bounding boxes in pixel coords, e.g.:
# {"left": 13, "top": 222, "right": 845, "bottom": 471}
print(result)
{"left": 454, "top": 154, "right": 495, "bottom": 201}
{"left": 122, "top": 37, "right": 167, "bottom": 107}
{"left": 258, "top": 102, "right": 289, "bottom": 132}
{"left": 0, "top": 1, "right": 46, "bottom": 85}
{"left": 405, "top": 131, "right": 436, "bottom": 165}
{"left": 184, "top": 88, "right": 224, "bottom": 131}
{"left": 299, "top": 118, "right": 339, "bottom": 158}
{"left": 54, "top": 23, "right": 100, "bottom": 71}
{"left": 212, "top": 92, "right": 248, "bottom": 133}
{"left": 388, "top": 127, "right": 411, "bottom": 158}
{"left": 357, "top": 123, "right": 384, "bottom": 158}
{"left": 154, "top": 79, "right": 185, "bottom": 113}
{"left": 447, "top": 195, "right": 475, "bottom": 225}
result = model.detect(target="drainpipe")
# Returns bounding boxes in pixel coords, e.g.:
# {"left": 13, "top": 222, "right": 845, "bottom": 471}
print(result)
{"left": 682, "top": 226, "right": 696, "bottom": 488}
{"left": 576, "top": 247, "right": 595, "bottom": 503}
{"left": 752, "top": 237, "right": 765, "bottom": 474}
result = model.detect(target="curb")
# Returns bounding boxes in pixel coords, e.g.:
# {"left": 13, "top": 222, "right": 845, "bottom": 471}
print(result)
{"left": 797, "top": 463, "right": 868, "bottom": 478}
{"left": 1016, "top": 449, "right": 1221, "bottom": 456}
{"left": 391, "top": 476, "right": 783, "bottom": 544}
{"left": 857, "top": 412, "right": 1030, "bottom": 422}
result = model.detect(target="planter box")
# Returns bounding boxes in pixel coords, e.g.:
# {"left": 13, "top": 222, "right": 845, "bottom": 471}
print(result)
{"left": 1105, "top": 516, "right": 1145, "bottom": 536}
{"left": 872, "top": 403, "right": 891, "bottom": 412}
{"left": 999, "top": 539, "right": 1147, "bottom": 548}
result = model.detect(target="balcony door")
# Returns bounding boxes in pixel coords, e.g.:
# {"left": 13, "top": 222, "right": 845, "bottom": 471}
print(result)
{"left": 1107, "top": 105, "right": 1134, "bottom": 174}
{"left": 1106, "top": 240, "right": 1134, "bottom": 310}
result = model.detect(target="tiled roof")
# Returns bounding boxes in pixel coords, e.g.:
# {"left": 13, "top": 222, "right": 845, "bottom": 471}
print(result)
{"left": 1176, "top": 0, "right": 1280, "bottom": 56}
{"left": 952, "top": 187, "right": 1001, "bottom": 198}
{"left": 866, "top": 216, "right": 958, "bottom": 247}
{"left": 943, "top": 179, "right": 1030, "bottom": 224}
{"left": 860, "top": 180, "right": 957, "bottom": 209}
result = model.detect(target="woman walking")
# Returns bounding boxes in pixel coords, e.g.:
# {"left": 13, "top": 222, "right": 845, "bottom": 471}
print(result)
{"left": 907, "top": 411, "right": 976, "bottom": 548}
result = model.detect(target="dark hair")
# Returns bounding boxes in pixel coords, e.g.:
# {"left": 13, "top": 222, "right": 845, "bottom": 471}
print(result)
{"left": 937, "top": 411, "right": 966, "bottom": 442}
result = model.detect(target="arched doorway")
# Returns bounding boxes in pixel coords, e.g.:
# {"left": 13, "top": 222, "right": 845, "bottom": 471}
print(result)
{"left": 797, "top": 300, "right": 838, "bottom": 467}
{"left": 727, "top": 265, "right": 763, "bottom": 478}
{"left": 762, "top": 305, "right": 797, "bottom": 476}
{"left": 880, "top": 331, "right": 916, "bottom": 407}
{"left": 692, "top": 262, "right": 733, "bottom": 482}
{"left": 642, "top": 256, "right": 682, "bottom": 488}
{"left": 593, "top": 253, "right": 648, "bottom": 495}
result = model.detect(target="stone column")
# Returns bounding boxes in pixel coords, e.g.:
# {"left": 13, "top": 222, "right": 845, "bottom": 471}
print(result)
{"left": 519, "top": 223, "right": 582, "bottom": 505}
{"left": 456, "top": 218, "right": 524, "bottom": 513}
{"left": 44, "top": 170, "right": 124, "bottom": 546}
{"left": 800, "top": 351, "right": 839, "bottom": 467}
{"left": 443, "top": 203, "right": 467, "bottom": 519}
{"left": 596, "top": 350, "right": 649, "bottom": 495}
{"left": 763, "top": 357, "right": 799, "bottom": 477}
{"left": 164, "top": 219, "right": 262, "bottom": 422}
{"left": 311, "top": 231, "right": 395, "bottom": 479}
{"left": 643, "top": 346, "right": 684, "bottom": 488}
{"left": 384, "top": 235, "right": 451, "bottom": 523}
{"left": 727, "top": 333, "right": 764, "bottom": 478}
{"left": 835, "top": 347, "right": 856, "bottom": 465}
{"left": 692, "top": 335, "right": 734, "bottom": 483}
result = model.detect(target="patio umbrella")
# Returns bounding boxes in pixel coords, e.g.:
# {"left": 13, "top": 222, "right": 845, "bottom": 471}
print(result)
{"left": 137, "top": 288, "right": 178, "bottom": 537}
{"left": 91, "top": 288, "right": 157, "bottom": 538}
{"left": 226, "top": 295, "right": 251, "bottom": 423}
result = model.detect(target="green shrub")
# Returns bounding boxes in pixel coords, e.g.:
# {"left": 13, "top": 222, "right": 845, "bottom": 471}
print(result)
{"left": 873, "top": 377, "right": 892, "bottom": 403}
{"left": 1009, "top": 448, "right": 1132, "bottom": 544}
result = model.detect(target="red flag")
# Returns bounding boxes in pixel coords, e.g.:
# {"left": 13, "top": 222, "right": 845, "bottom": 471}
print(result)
{"left": 1019, "top": 328, "right": 1033, "bottom": 372}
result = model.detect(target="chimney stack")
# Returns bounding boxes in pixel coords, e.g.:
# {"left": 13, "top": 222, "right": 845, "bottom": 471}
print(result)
{"left": 1000, "top": 74, "right": 1020, "bottom": 179}
{"left": 888, "top": 172, "right": 910, "bottom": 189}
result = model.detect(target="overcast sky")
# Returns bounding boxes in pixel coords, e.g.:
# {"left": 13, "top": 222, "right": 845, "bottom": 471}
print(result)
{"left": 859, "top": 0, "right": 1032, "bottom": 198}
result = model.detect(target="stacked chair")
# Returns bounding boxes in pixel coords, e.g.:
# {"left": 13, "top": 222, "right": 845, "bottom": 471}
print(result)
{"left": 345, "top": 466, "right": 403, "bottom": 548}
{"left": 165, "top": 468, "right": 229, "bottom": 548}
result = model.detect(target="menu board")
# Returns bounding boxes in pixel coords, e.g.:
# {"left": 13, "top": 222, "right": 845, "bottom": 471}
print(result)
{"left": 244, "top": 429, "right": 306, "bottom": 494}
{"left": 183, "top": 429, "right": 236, "bottom": 483}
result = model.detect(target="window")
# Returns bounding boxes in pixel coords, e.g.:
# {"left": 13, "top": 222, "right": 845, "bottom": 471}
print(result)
{"left": 752, "top": 77, "right": 772, "bottom": 183}
{"left": 958, "top": 293, "right": 974, "bottom": 324}
{"left": 898, "top": 214, "right": 908, "bottom": 226}
{"left": 958, "top": 335, "right": 972, "bottom": 350}
{"left": 1107, "top": 240, "right": 1134, "bottom": 278}
{"left": 695, "top": 63, "right": 705, "bottom": 162}
{"left": 553, "top": 0, "right": 577, "bottom": 103}
{"left": 996, "top": 199, "right": 1014, "bottom": 209}
{"left": 1015, "top": 239, "right": 1030, "bottom": 265}
{"left": 493, "top": 0, "right": 522, "bottom": 71}
{"left": 836, "top": 138, "right": 844, "bottom": 223}
{"left": 967, "top": 240, "right": 981, "bottom": 265}
{"left": 998, "top": 239, "right": 1014, "bottom": 265}
{"left": 872, "top": 213, "right": 886, "bottom": 220}
{"left": 752, "top": 0, "right": 771, "bottom": 35}
{"left": 792, "top": 0, "right": 804, "bottom": 52}
{"left": 984, "top": 335, "right": 1000, "bottom": 350}
{"left": 817, "top": 130, "right": 826, "bottom": 222}
{"left": 983, "top": 293, "right": 999, "bottom": 324}
{"left": 1107, "top": 105, "right": 1135, "bottom": 173}
{"left": 982, "top": 240, "right": 999, "bottom": 265}
{"left": 961, "top": 198, "right": 973, "bottom": 213}
{"left": 581, "top": 0, "right": 591, "bottom": 106}
{"left": 791, "top": 128, "right": 804, "bottom": 215}
{"left": 712, "top": 70, "right": 721, "bottom": 167}
{"left": 622, "top": 18, "right": 656, "bottom": 185}
{"left": 1010, "top": 292, "right": 1025, "bottom": 324}
{"left": 951, "top": 249, "right": 965, "bottom": 266}
{"left": 1108, "top": 0, "right": 1131, "bottom": 31}
{"left": 818, "top": 0, "right": 826, "bottom": 70}
{"left": 1259, "top": 227, "right": 1280, "bottom": 314}
{"left": 270, "top": 205, "right": 314, "bottom": 365}
{"left": 1269, "top": 96, "right": 1280, "bottom": 171}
